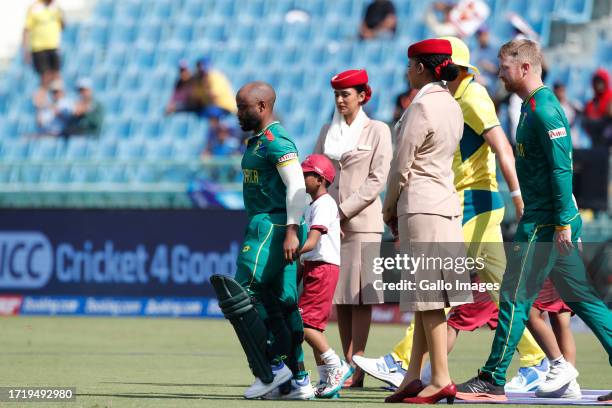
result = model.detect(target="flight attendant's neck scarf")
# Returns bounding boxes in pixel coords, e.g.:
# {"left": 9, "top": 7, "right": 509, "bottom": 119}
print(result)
{"left": 324, "top": 106, "right": 369, "bottom": 161}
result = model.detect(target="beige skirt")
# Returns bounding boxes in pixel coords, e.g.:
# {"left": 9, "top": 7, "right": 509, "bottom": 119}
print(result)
{"left": 398, "top": 213, "right": 472, "bottom": 312}
{"left": 333, "top": 231, "right": 384, "bottom": 305}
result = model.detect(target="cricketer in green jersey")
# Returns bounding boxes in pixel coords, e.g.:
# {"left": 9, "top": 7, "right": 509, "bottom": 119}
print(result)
{"left": 213, "top": 82, "right": 311, "bottom": 399}
{"left": 457, "top": 39, "right": 612, "bottom": 401}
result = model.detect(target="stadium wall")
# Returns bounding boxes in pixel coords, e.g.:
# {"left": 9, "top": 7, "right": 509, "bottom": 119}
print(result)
{"left": 0, "top": 209, "right": 246, "bottom": 318}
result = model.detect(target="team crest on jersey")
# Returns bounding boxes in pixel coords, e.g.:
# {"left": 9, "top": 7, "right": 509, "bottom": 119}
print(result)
{"left": 242, "top": 245, "right": 251, "bottom": 253}
{"left": 264, "top": 129, "right": 275, "bottom": 141}
{"left": 547, "top": 127, "right": 567, "bottom": 139}
{"left": 253, "top": 140, "right": 267, "bottom": 157}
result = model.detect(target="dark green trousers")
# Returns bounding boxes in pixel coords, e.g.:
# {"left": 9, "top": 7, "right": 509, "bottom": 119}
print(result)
{"left": 480, "top": 212, "right": 612, "bottom": 385}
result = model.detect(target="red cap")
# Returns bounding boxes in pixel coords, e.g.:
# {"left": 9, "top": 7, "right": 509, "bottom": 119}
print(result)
{"left": 330, "top": 69, "right": 372, "bottom": 104}
{"left": 301, "top": 154, "right": 335, "bottom": 184}
{"left": 408, "top": 38, "right": 453, "bottom": 58}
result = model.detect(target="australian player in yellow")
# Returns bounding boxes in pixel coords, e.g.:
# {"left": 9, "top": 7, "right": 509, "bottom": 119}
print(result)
{"left": 354, "top": 37, "right": 548, "bottom": 393}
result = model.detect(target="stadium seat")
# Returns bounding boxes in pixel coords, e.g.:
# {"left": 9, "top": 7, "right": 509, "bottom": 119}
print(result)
{"left": 145, "top": 138, "right": 173, "bottom": 160}
{"left": 116, "top": 138, "right": 145, "bottom": 160}
{"left": 148, "top": 0, "right": 174, "bottom": 20}
{"left": 555, "top": 0, "right": 593, "bottom": 24}
{"left": 65, "top": 137, "right": 91, "bottom": 160}
{"left": 1, "top": 139, "right": 30, "bottom": 160}
{"left": 41, "top": 164, "right": 70, "bottom": 183}
{"left": 97, "top": 164, "right": 127, "bottom": 183}
{"left": 91, "top": 138, "right": 118, "bottom": 160}
{"left": 69, "top": 163, "right": 97, "bottom": 183}
{"left": 29, "top": 138, "right": 64, "bottom": 161}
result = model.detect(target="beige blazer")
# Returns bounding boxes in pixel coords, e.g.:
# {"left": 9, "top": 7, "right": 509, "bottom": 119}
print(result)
{"left": 383, "top": 84, "right": 463, "bottom": 221}
{"left": 314, "top": 119, "right": 392, "bottom": 233}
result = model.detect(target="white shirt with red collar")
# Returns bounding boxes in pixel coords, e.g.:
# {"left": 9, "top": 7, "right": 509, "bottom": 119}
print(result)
{"left": 301, "top": 193, "right": 341, "bottom": 266}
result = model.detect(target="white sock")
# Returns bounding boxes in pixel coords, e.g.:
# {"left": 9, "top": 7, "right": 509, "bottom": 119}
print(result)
{"left": 317, "top": 365, "right": 327, "bottom": 382}
{"left": 320, "top": 348, "right": 341, "bottom": 367}
{"left": 551, "top": 355, "right": 567, "bottom": 366}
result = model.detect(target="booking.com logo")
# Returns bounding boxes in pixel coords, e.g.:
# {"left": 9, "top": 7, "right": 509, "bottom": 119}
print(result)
{"left": 0, "top": 232, "right": 53, "bottom": 289}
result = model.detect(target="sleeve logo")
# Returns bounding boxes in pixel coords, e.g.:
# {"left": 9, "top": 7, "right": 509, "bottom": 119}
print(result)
{"left": 277, "top": 152, "right": 298, "bottom": 164}
{"left": 547, "top": 127, "right": 567, "bottom": 139}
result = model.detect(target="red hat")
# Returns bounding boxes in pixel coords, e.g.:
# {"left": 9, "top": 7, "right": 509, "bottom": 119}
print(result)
{"left": 330, "top": 69, "right": 372, "bottom": 104}
{"left": 301, "top": 154, "right": 335, "bottom": 184}
{"left": 407, "top": 38, "right": 453, "bottom": 58}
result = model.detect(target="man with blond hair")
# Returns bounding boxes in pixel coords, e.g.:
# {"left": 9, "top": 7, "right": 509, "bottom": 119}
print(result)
{"left": 456, "top": 39, "right": 612, "bottom": 402}
{"left": 353, "top": 36, "right": 549, "bottom": 393}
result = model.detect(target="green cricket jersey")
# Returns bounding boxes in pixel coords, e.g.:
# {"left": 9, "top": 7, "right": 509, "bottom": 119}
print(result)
{"left": 515, "top": 86, "right": 578, "bottom": 227}
{"left": 241, "top": 121, "right": 299, "bottom": 218}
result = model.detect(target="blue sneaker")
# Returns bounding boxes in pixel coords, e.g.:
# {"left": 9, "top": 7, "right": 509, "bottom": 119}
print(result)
{"left": 352, "top": 354, "right": 406, "bottom": 388}
{"left": 505, "top": 358, "right": 549, "bottom": 392}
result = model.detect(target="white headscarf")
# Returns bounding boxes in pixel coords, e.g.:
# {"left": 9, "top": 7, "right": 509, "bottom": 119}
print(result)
{"left": 323, "top": 106, "right": 369, "bottom": 160}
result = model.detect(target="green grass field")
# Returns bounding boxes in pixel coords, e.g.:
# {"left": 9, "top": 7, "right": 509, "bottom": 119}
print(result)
{"left": 0, "top": 316, "right": 608, "bottom": 407}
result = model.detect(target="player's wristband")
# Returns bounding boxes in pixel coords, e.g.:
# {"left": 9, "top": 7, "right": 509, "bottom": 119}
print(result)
{"left": 510, "top": 189, "right": 521, "bottom": 198}
{"left": 555, "top": 225, "right": 571, "bottom": 231}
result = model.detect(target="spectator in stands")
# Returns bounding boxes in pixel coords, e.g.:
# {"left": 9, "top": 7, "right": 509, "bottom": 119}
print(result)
{"left": 471, "top": 26, "right": 499, "bottom": 96}
{"left": 553, "top": 82, "right": 583, "bottom": 148}
{"left": 188, "top": 57, "right": 237, "bottom": 120}
{"left": 359, "top": 0, "right": 397, "bottom": 40}
{"left": 65, "top": 78, "right": 104, "bottom": 137}
{"left": 23, "top": 0, "right": 64, "bottom": 98}
{"left": 583, "top": 68, "right": 612, "bottom": 147}
{"left": 425, "top": 0, "right": 489, "bottom": 39}
{"left": 393, "top": 67, "right": 418, "bottom": 123}
{"left": 35, "top": 79, "right": 73, "bottom": 137}
{"left": 165, "top": 59, "right": 195, "bottom": 115}
{"left": 202, "top": 119, "right": 241, "bottom": 158}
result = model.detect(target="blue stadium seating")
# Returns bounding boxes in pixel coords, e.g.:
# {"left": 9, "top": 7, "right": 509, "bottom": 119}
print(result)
{"left": 0, "top": 0, "right": 609, "bottom": 209}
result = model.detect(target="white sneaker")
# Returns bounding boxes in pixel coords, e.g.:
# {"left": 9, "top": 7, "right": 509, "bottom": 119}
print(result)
{"left": 505, "top": 358, "right": 549, "bottom": 392}
{"left": 352, "top": 354, "right": 406, "bottom": 388}
{"left": 263, "top": 374, "right": 315, "bottom": 400}
{"left": 244, "top": 362, "right": 293, "bottom": 399}
{"left": 535, "top": 362, "right": 578, "bottom": 397}
{"left": 561, "top": 380, "right": 582, "bottom": 399}
{"left": 421, "top": 362, "right": 432, "bottom": 385}
{"left": 315, "top": 361, "right": 353, "bottom": 398}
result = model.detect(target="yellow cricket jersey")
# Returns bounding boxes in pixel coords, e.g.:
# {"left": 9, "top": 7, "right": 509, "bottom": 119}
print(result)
{"left": 452, "top": 75, "right": 504, "bottom": 224}
{"left": 25, "top": 1, "right": 63, "bottom": 52}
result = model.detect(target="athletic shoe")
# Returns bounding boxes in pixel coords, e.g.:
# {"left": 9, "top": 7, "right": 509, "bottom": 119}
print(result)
{"left": 456, "top": 374, "right": 508, "bottom": 401}
{"left": 263, "top": 374, "right": 315, "bottom": 400}
{"left": 561, "top": 380, "right": 582, "bottom": 399}
{"left": 352, "top": 354, "right": 406, "bottom": 388}
{"left": 315, "top": 361, "right": 353, "bottom": 398}
{"left": 598, "top": 391, "right": 612, "bottom": 402}
{"left": 535, "top": 362, "right": 578, "bottom": 397}
{"left": 421, "top": 362, "right": 432, "bottom": 385}
{"left": 505, "top": 358, "right": 549, "bottom": 392}
{"left": 244, "top": 361, "right": 293, "bottom": 399}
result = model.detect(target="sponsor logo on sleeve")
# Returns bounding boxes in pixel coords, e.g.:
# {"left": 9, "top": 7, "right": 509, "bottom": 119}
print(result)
{"left": 277, "top": 152, "right": 298, "bottom": 164}
{"left": 548, "top": 127, "right": 567, "bottom": 139}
